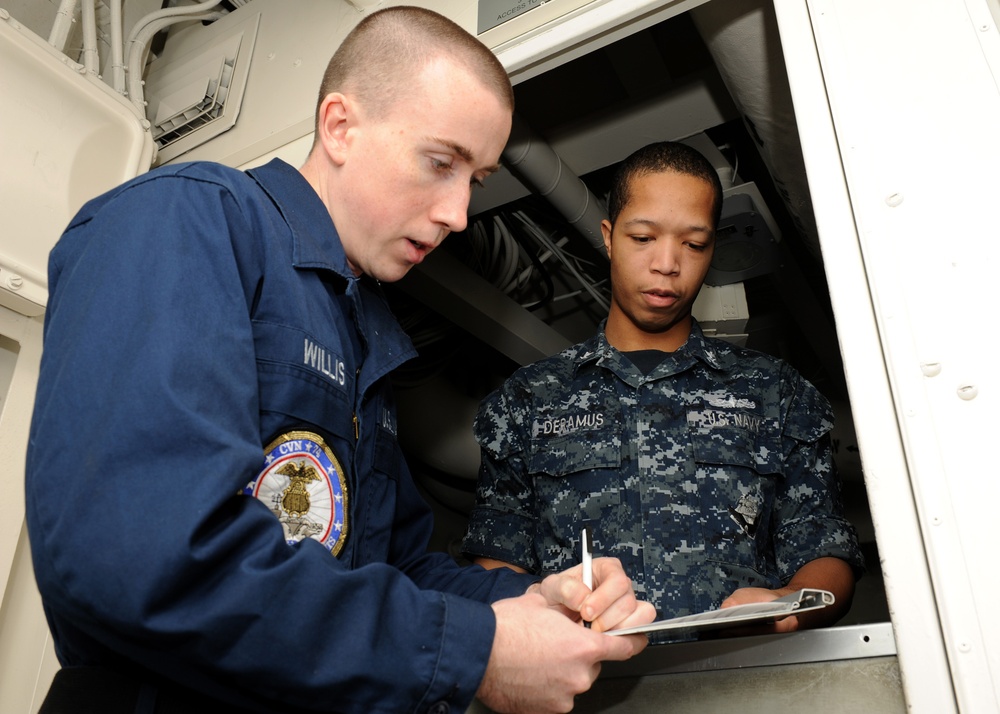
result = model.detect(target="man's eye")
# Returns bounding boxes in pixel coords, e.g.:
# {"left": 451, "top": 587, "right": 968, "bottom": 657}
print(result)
{"left": 471, "top": 176, "right": 486, "bottom": 189}
{"left": 687, "top": 242, "right": 709, "bottom": 252}
{"left": 430, "top": 157, "right": 453, "bottom": 173}
{"left": 631, "top": 235, "right": 652, "bottom": 243}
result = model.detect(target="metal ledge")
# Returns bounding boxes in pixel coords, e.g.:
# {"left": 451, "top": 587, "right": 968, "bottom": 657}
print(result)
{"left": 600, "top": 621, "right": 897, "bottom": 679}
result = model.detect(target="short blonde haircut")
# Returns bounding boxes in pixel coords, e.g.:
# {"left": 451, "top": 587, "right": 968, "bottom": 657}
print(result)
{"left": 315, "top": 6, "right": 513, "bottom": 125}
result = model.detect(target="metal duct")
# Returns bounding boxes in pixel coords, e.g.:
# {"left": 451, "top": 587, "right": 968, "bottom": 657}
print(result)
{"left": 690, "top": 0, "right": 822, "bottom": 262}
{"left": 502, "top": 113, "right": 609, "bottom": 259}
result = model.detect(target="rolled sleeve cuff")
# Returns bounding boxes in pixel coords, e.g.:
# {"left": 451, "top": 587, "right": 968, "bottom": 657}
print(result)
{"left": 775, "top": 518, "right": 866, "bottom": 581}
{"left": 462, "top": 507, "right": 537, "bottom": 573}
{"left": 423, "top": 593, "right": 496, "bottom": 714}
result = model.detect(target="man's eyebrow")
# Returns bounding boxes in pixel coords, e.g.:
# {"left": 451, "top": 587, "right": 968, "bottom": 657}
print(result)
{"left": 622, "top": 217, "right": 712, "bottom": 234}
{"left": 428, "top": 136, "right": 501, "bottom": 175}
{"left": 622, "top": 218, "right": 659, "bottom": 230}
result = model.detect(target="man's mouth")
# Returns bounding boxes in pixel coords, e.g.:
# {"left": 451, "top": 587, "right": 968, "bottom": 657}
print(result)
{"left": 406, "top": 238, "right": 432, "bottom": 263}
{"left": 642, "top": 289, "right": 680, "bottom": 307}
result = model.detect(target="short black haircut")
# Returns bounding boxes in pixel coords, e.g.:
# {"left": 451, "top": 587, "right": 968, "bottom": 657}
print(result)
{"left": 605, "top": 141, "right": 724, "bottom": 229}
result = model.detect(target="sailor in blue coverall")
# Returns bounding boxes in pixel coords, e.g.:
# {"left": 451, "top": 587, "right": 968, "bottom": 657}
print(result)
{"left": 28, "top": 158, "right": 527, "bottom": 711}
{"left": 24, "top": 8, "right": 653, "bottom": 714}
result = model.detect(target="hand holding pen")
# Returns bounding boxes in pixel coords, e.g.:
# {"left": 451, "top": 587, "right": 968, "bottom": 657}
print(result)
{"left": 525, "top": 531, "right": 655, "bottom": 633}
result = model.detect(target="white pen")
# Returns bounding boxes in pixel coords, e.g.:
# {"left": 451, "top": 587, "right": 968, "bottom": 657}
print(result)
{"left": 581, "top": 526, "right": 593, "bottom": 628}
{"left": 581, "top": 526, "right": 593, "bottom": 591}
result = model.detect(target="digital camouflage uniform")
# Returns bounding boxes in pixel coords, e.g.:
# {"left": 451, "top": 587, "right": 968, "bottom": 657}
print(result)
{"left": 463, "top": 320, "right": 863, "bottom": 622}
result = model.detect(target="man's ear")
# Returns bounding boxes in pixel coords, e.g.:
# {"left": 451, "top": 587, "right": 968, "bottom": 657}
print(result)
{"left": 601, "top": 219, "right": 613, "bottom": 260}
{"left": 316, "top": 92, "right": 351, "bottom": 165}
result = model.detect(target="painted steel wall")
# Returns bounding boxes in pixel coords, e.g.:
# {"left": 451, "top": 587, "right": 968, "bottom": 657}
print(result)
{"left": 0, "top": 12, "right": 152, "bottom": 711}
{"left": 775, "top": 0, "right": 1000, "bottom": 710}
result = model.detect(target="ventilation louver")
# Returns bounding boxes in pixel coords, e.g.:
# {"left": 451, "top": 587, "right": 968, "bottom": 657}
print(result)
{"left": 152, "top": 55, "right": 233, "bottom": 147}
{"left": 143, "top": 12, "right": 260, "bottom": 164}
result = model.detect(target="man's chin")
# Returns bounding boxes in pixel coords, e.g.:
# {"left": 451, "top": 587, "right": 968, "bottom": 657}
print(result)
{"left": 636, "top": 311, "right": 692, "bottom": 336}
{"left": 368, "top": 262, "right": 415, "bottom": 284}
{"left": 637, "top": 312, "right": 680, "bottom": 331}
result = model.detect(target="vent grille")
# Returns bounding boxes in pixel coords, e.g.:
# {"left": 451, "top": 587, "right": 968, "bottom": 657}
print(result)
{"left": 152, "top": 55, "right": 234, "bottom": 148}
{"left": 143, "top": 12, "right": 260, "bottom": 164}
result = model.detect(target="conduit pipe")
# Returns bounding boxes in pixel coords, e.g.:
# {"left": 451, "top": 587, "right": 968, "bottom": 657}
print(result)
{"left": 125, "top": 0, "right": 225, "bottom": 46}
{"left": 125, "top": 0, "right": 224, "bottom": 111}
{"left": 80, "top": 0, "right": 99, "bottom": 76}
{"left": 690, "top": 0, "right": 821, "bottom": 261}
{"left": 48, "top": 0, "right": 79, "bottom": 53}
{"left": 343, "top": 0, "right": 385, "bottom": 10}
{"left": 502, "top": 114, "right": 609, "bottom": 259}
{"left": 109, "top": 0, "right": 125, "bottom": 94}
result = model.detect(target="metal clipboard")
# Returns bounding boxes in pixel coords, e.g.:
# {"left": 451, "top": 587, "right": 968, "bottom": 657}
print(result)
{"left": 607, "top": 589, "right": 835, "bottom": 637}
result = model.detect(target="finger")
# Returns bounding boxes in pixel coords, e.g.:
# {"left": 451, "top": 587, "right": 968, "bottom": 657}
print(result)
{"left": 771, "top": 615, "right": 800, "bottom": 633}
{"left": 723, "top": 586, "right": 782, "bottom": 608}
{"left": 612, "top": 600, "right": 657, "bottom": 631}
{"left": 590, "top": 596, "right": 655, "bottom": 634}
{"left": 581, "top": 559, "right": 634, "bottom": 621}
{"left": 590, "top": 557, "right": 632, "bottom": 591}
{"left": 539, "top": 570, "right": 589, "bottom": 614}
{"left": 597, "top": 632, "right": 650, "bottom": 661}
{"left": 718, "top": 613, "right": 800, "bottom": 638}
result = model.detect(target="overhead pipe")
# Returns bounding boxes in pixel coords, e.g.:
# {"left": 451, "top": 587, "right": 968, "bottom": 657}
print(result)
{"left": 124, "top": 0, "right": 225, "bottom": 46}
{"left": 343, "top": 0, "right": 385, "bottom": 10}
{"left": 80, "top": 0, "right": 99, "bottom": 76}
{"left": 502, "top": 114, "right": 609, "bottom": 259}
{"left": 690, "top": 0, "right": 821, "bottom": 261}
{"left": 108, "top": 0, "right": 125, "bottom": 94}
{"left": 47, "top": 0, "right": 79, "bottom": 53}
{"left": 125, "top": 0, "right": 225, "bottom": 112}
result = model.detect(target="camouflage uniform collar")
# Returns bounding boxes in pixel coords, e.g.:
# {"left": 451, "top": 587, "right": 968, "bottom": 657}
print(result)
{"left": 684, "top": 320, "right": 732, "bottom": 372}
{"left": 573, "top": 319, "right": 733, "bottom": 385}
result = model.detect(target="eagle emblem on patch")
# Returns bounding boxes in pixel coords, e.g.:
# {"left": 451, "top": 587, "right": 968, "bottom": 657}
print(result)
{"left": 246, "top": 431, "right": 349, "bottom": 556}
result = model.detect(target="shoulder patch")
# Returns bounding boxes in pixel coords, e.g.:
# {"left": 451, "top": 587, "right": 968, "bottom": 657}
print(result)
{"left": 245, "top": 431, "right": 349, "bottom": 556}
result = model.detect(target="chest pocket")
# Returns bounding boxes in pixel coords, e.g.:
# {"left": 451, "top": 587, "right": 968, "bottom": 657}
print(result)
{"left": 688, "top": 407, "right": 782, "bottom": 585}
{"left": 254, "top": 320, "right": 355, "bottom": 436}
{"left": 526, "top": 428, "right": 624, "bottom": 570}
{"left": 688, "top": 407, "right": 780, "bottom": 474}
{"left": 356, "top": 423, "right": 402, "bottom": 564}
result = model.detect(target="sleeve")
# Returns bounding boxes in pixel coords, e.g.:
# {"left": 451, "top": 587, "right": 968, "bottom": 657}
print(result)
{"left": 460, "top": 381, "right": 543, "bottom": 572}
{"left": 24, "top": 174, "right": 509, "bottom": 714}
{"left": 380, "top": 404, "right": 540, "bottom": 599}
{"left": 770, "top": 368, "right": 866, "bottom": 582}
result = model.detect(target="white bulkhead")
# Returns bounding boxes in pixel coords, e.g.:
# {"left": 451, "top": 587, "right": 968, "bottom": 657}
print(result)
{"left": 1, "top": 1, "right": 997, "bottom": 711}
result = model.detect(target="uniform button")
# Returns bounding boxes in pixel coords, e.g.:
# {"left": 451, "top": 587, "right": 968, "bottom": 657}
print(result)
{"left": 428, "top": 702, "right": 449, "bottom": 714}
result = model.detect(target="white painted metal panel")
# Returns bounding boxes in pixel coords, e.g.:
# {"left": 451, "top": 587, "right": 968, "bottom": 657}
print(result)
{"left": 489, "top": 0, "right": 710, "bottom": 83}
{"left": 0, "top": 11, "right": 153, "bottom": 314}
{"left": 0, "top": 11, "right": 151, "bottom": 712}
{"left": 0, "top": 305, "right": 56, "bottom": 714}
{"left": 774, "top": 0, "right": 1000, "bottom": 710}
{"left": 168, "top": 0, "right": 712, "bottom": 169}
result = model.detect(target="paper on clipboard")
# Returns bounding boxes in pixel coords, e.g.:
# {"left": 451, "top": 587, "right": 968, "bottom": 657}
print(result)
{"left": 607, "top": 588, "right": 835, "bottom": 637}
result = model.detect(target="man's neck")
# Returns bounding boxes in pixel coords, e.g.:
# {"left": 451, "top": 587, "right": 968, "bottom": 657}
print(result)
{"left": 604, "top": 313, "right": 693, "bottom": 353}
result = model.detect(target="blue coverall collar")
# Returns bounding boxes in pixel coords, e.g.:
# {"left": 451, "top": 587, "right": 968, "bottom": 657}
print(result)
{"left": 246, "top": 158, "right": 356, "bottom": 280}
{"left": 246, "top": 158, "right": 417, "bottom": 385}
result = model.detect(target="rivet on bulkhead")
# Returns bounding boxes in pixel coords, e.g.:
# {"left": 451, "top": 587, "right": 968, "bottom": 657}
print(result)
{"left": 920, "top": 363, "right": 941, "bottom": 377}
{"left": 956, "top": 384, "right": 978, "bottom": 401}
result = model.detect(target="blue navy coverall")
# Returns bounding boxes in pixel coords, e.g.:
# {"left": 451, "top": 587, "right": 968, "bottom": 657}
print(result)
{"left": 26, "top": 159, "right": 533, "bottom": 713}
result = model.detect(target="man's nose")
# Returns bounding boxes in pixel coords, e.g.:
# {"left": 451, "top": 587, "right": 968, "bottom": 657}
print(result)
{"left": 650, "top": 241, "right": 681, "bottom": 275}
{"left": 431, "top": 183, "right": 471, "bottom": 234}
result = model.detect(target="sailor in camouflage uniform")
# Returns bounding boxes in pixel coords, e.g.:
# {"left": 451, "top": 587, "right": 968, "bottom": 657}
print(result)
{"left": 463, "top": 141, "right": 863, "bottom": 633}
